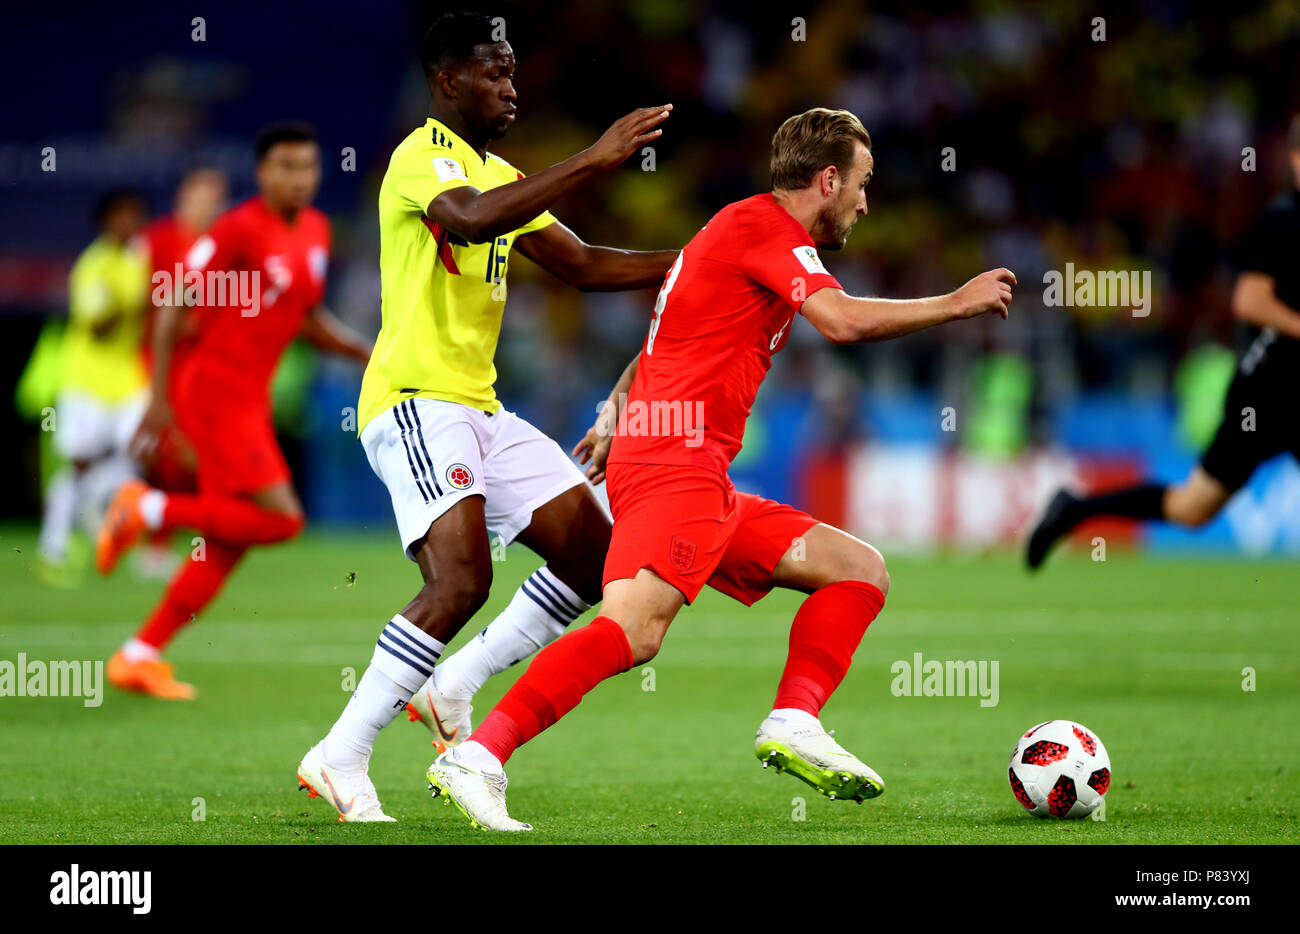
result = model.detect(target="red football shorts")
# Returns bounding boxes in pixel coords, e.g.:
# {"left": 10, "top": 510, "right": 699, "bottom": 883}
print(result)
{"left": 603, "top": 463, "right": 818, "bottom": 605}
{"left": 174, "top": 366, "right": 290, "bottom": 497}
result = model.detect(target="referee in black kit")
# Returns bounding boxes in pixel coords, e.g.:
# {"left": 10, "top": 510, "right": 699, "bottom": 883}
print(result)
{"left": 1026, "top": 116, "right": 1300, "bottom": 570}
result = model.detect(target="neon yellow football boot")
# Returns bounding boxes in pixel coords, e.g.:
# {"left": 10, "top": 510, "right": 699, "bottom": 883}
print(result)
{"left": 755, "top": 712, "right": 885, "bottom": 803}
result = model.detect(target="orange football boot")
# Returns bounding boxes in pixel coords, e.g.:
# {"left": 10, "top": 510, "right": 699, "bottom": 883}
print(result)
{"left": 107, "top": 649, "right": 196, "bottom": 700}
{"left": 96, "top": 480, "right": 150, "bottom": 575}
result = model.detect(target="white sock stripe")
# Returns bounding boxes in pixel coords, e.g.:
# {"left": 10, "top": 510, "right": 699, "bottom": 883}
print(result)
{"left": 382, "top": 620, "right": 443, "bottom": 666}
{"left": 388, "top": 614, "right": 447, "bottom": 657}
{"left": 378, "top": 627, "right": 439, "bottom": 674}
{"left": 370, "top": 615, "right": 445, "bottom": 691}
{"left": 374, "top": 636, "right": 434, "bottom": 679}
{"left": 530, "top": 573, "right": 582, "bottom": 617}
{"left": 519, "top": 577, "right": 572, "bottom": 626}
{"left": 533, "top": 567, "right": 589, "bottom": 613}
{"left": 530, "top": 577, "right": 583, "bottom": 618}
{"left": 370, "top": 640, "right": 432, "bottom": 693}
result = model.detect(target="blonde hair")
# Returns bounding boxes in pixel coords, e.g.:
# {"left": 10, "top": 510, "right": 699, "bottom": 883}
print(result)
{"left": 770, "top": 108, "right": 871, "bottom": 191}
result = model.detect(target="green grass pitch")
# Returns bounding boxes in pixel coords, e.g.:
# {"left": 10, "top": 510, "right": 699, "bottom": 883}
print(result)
{"left": 2, "top": 524, "right": 1296, "bottom": 844}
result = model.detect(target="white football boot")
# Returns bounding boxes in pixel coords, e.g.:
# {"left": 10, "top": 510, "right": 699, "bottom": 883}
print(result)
{"left": 404, "top": 674, "right": 472, "bottom": 753}
{"left": 297, "top": 743, "right": 396, "bottom": 823}
{"left": 754, "top": 712, "right": 885, "bottom": 803}
{"left": 426, "top": 746, "right": 532, "bottom": 832}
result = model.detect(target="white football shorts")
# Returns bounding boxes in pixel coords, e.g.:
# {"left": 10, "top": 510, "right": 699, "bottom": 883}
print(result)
{"left": 361, "top": 397, "right": 589, "bottom": 560}
{"left": 52, "top": 389, "right": 146, "bottom": 462}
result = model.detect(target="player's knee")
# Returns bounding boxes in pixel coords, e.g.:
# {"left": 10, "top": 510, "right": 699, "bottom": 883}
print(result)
{"left": 874, "top": 561, "right": 891, "bottom": 597}
{"left": 839, "top": 544, "right": 889, "bottom": 596}
{"left": 625, "top": 630, "right": 663, "bottom": 665}
{"left": 620, "top": 619, "right": 667, "bottom": 665}
{"left": 1166, "top": 492, "right": 1216, "bottom": 528}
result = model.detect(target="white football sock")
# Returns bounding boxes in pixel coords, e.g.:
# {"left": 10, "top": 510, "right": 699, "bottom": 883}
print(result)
{"left": 456, "top": 740, "right": 503, "bottom": 774}
{"left": 37, "top": 467, "right": 77, "bottom": 562}
{"left": 121, "top": 637, "right": 161, "bottom": 663}
{"left": 433, "top": 566, "right": 591, "bottom": 700}
{"left": 769, "top": 707, "right": 821, "bottom": 729}
{"left": 323, "top": 614, "right": 446, "bottom": 770}
{"left": 138, "top": 489, "right": 167, "bottom": 531}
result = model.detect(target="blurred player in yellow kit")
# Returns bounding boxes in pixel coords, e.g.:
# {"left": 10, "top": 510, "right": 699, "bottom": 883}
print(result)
{"left": 36, "top": 190, "right": 150, "bottom": 585}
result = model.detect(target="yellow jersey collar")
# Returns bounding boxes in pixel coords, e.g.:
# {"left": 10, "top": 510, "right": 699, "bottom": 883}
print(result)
{"left": 426, "top": 117, "right": 490, "bottom": 165}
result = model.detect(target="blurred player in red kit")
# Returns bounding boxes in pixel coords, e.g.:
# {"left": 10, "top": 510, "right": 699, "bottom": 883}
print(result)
{"left": 139, "top": 163, "right": 230, "bottom": 448}
{"left": 131, "top": 166, "right": 229, "bottom": 577}
{"left": 429, "top": 108, "right": 1018, "bottom": 830}
{"left": 97, "top": 123, "right": 372, "bottom": 699}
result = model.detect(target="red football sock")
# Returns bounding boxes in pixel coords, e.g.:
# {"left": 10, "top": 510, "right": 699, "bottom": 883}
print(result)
{"left": 161, "top": 494, "right": 304, "bottom": 545}
{"left": 471, "top": 615, "right": 634, "bottom": 765}
{"left": 773, "top": 580, "right": 885, "bottom": 717}
{"left": 134, "top": 540, "right": 246, "bottom": 651}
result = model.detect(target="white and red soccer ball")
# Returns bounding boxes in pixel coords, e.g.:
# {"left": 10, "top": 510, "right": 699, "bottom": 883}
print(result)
{"left": 1008, "top": 719, "right": 1111, "bottom": 819}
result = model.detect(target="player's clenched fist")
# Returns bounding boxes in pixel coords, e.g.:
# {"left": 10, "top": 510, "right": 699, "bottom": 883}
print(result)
{"left": 585, "top": 104, "right": 673, "bottom": 170}
{"left": 951, "top": 267, "right": 1016, "bottom": 320}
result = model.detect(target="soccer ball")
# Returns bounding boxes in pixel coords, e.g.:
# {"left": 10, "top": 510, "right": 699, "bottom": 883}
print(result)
{"left": 1008, "top": 719, "right": 1110, "bottom": 819}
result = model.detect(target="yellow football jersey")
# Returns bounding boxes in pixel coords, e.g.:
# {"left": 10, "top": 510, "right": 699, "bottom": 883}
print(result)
{"left": 357, "top": 117, "right": 556, "bottom": 431}
{"left": 61, "top": 235, "right": 149, "bottom": 403}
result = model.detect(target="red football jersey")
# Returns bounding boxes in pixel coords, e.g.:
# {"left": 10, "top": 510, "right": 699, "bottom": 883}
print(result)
{"left": 141, "top": 214, "right": 201, "bottom": 275}
{"left": 179, "top": 196, "right": 330, "bottom": 400}
{"left": 607, "top": 193, "right": 841, "bottom": 475}
{"left": 139, "top": 214, "right": 203, "bottom": 382}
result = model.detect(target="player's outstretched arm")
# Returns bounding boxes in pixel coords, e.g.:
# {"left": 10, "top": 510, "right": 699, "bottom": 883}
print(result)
{"left": 427, "top": 105, "right": 672, "bottom": 244}
{"left": 801, "top": 268, "right": 1016, "bottom": 344}
{"left": 515, "top": 221, "right": 678, "bottom": 291}
{"left": 1231, "top": 272, "right": 1300, "bottom": 340}
{"left": 300, "top": 306, "right": 373, "bottom": 364}
{"left": 572, "top": 355, "right": 638, "bottom": 485}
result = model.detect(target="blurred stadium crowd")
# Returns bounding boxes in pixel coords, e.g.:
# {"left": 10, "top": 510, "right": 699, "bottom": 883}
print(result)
{"left": 4, "top": 0, "right": 1299, "bottom": 550}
